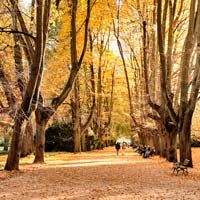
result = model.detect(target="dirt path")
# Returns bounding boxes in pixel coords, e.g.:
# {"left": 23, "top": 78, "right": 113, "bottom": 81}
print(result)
{"left": 1, "top": 147, "right": 200, "bottom": 200}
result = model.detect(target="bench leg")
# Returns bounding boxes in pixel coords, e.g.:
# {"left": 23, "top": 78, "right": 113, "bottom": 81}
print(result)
{"left": 183, "top": 169, "right": 188, "bottom": 176}
{"left": 173, "top": 168, "right": 179, "bottom": 175}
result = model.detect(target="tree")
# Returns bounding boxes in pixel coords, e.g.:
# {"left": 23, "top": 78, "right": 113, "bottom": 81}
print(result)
{"left": 0, "top": 0, "right": 35, "bottom": 158}
{"left": 2, "top": 0, "right": 91, "bottom": 169}
{"left": 108, "top": 0, "right": 199, "bottom": 166}
{"left": 12, "top": 0, "right": 34, "bottom": 158}
{"left": 178, "top": 0, "right": 200, "bottom": 165}
{"left": 5, "top": 0, "right": 51, "bottom": 170}
{"left": 109, "top": 0, "right": 138, "bottom": 137}
{"left": 34, "top": 0, "right": 91, "bottom": 162}
{"left": 71, "top": 33, "right": 96, "bottom": 152}
{"left": 141, "top": 0, "right": 200, "bottom": 165}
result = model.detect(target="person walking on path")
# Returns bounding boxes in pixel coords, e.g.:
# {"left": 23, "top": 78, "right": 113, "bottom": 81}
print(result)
{"left": 122, "top": 142, "right": 127, "bottom": 156}
{"left": 115, "top": 142, "right": 121, "bottom": 156}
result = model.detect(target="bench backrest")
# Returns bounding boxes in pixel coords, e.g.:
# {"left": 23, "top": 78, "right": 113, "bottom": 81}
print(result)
{"left": 183, "top": 159, "right": 190, "bottom": 166}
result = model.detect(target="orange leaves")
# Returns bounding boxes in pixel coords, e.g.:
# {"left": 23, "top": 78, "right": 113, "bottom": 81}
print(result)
{"left": 1, "top": 147, "right": 200, "bottom": 199}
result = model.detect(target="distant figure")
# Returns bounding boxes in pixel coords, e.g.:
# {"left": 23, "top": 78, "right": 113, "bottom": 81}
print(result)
{"left": 143, "top": 147, "right": 151, "bottom": 158}
{"left": 115, "top": 142, "right": 121, "bottom": 155}
{"left": 122, "top": 142, "right": 127, "bottom": 155}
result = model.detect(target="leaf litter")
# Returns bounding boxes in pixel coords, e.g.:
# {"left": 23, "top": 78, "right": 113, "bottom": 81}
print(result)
{"left": 0, "top": 147, "right": 200, "bottom": 199}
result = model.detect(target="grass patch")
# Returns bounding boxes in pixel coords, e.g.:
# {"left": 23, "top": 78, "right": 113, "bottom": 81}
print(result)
{"left": 0, "top": 163, "right": 4, "bottom": 170}
{"left": 0, "top": 151, "right": 8, "bottom": 156}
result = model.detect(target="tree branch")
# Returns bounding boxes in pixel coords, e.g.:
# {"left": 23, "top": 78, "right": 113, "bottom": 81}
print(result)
{"left": 0, "top": 66, "right": 16, "bottom": 107}
{"left": 0, "top": 28, "right": 35, "bottom": 40}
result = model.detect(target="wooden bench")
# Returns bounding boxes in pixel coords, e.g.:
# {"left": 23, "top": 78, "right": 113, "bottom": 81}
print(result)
{"left": 173, "top": 159, "right": 190, "bottom": 175}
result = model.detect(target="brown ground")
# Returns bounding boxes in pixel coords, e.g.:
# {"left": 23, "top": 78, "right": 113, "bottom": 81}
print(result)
{"left": 0, "top": 147, "right": 200, "bottom": 200}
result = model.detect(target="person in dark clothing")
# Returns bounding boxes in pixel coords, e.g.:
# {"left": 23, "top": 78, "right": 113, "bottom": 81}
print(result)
{"left": 115, "top": 142, "right": 121, "bottom": 156}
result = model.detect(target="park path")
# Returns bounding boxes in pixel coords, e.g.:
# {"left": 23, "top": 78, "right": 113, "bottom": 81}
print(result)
{"left": 0, "top": 147, "right": 200, "bottom": 200}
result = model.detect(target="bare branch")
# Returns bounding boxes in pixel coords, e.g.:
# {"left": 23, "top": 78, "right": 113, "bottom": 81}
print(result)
{"left": 0, "top": 28, "right": 36, "bottom": 40}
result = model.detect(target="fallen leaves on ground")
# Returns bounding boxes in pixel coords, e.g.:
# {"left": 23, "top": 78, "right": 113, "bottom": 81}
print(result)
{"left": 0, "top": 147, "right": 200, "bottom": 200}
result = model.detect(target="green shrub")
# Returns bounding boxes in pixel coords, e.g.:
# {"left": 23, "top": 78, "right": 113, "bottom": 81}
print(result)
{"left": 45, "top": 121, "right": 74, "bottom": 152}
{"left": 0, "top": 137, "right": 4, "bottom": 147}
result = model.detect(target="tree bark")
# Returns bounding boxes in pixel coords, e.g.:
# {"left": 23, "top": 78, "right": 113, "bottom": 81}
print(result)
{"left": 21, "top": 120, "right": 34, "bottom": 157}
{"left": 5, "top": 109, "right": 27, "bottom": 170}
{"left": 33, "top": 106, "right": 50, "bottom": 163}
{"left": 179, "top": 110, "right": 193, "bottom": 166}
{"left": 72, "top": 78, "right": 81, "bottom": 153}
{"left": 178, "top": 0, "right": 199, "bottom": 166}
{"left": 5, "top": 0, "right": 47, "bottom": 170}
{"left": 33, "top": 0, "right": 91, "bottom": 161}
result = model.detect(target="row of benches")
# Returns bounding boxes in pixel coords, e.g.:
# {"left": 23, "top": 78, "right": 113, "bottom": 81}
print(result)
{"left": 135, "top": 145, "right": 190, "bottom": 175}
{"left": 135, "top": 145, "right": 155, "bottom": 158}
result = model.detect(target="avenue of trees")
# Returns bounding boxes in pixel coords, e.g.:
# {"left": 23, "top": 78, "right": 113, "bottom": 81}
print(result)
{"left": 0, "top": 0, "right": 200, "bottom": 170}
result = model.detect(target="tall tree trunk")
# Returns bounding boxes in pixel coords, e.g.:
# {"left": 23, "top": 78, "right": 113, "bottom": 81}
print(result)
{"left": 5, "top": 110, "right": 27, "bottom": 170}
{"left": 33, "top": 0, "right": 91, "bottom": 162}
{"left": 34, "top": 106, "right": 50, "bottom": 163}
{"left": 154, "top": 0, "right": 178, "bottom": 161}
{"left": 178, "top": 0, "right": 199, "bottom": 166}
{"left": 5, "top": 0, "right": 47, "bottom": 170}
{"left": 179, "top": 111, "right": 193, "bottom": 166}
{"left": 152, "top": 131, "right": 159, "bottom": 155}
{"left": 12, "top": 0, "right": 35, "bottom": 158}
{"left": 149, "top": 0, "right": 157, "bottom": 103}
{"left": 12, "top": 4, "right": 34, "bottom": 158}
{"left": 72, "top": 79, "right": 81, "bottom": 153}
{"left": 166, "top": 130, "right": 177, "bottom": 162}
{"left": 80, "top": 31, "right": 96, "bottom": 151}
{"left": 21, "top": 120, "right": 34, "bottom": 157}
{"left": 96, "top": 48, "right": 103, "bottom": 141}
{"left": 159, "top": 133, "right": 167, "bottom": 158}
